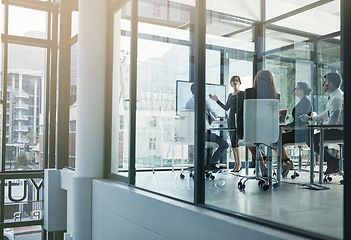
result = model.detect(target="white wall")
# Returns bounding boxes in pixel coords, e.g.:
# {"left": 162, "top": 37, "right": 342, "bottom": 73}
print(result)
{"left": 92, "top": 179, "right": 309, "bottom": 240}
{"left": 46, "top": 170, "right": 310, "bottom": 239}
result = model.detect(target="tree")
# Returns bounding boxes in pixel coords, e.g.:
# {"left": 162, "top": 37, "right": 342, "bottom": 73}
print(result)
{"left": 14, "top": 152, "right": 28, "bottom": 169}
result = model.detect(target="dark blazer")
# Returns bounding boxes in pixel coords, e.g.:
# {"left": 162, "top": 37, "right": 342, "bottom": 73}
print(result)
{"left": 287, "top": 97, "right": 312, "bottom": 127}
{"left": 216, "top": 93, "right": 239, "bottom": 129}
{"left": 237, "top": 87, "right": 280, "bottom": 137}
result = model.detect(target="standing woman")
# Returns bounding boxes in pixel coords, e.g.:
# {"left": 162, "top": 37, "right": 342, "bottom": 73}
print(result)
{"left": 209, "top": 76, "right": 242, "bottom": 172}
{"left": 280, "top": 82, "right": 313, "bottom": 177}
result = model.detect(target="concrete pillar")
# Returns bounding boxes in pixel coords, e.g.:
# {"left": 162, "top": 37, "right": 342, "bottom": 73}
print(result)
{"left": 72, "top": 176, "right": 92, "bottom": 240}
{"left": 76, "top": 0, "right": 107, "bottom": 178}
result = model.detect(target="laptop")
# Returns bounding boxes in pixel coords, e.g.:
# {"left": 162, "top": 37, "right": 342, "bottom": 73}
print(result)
{"left": 279, "top": 109, "right": 288, "bottom": 125}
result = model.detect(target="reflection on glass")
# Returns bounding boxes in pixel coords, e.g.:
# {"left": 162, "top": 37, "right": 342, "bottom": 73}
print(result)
{"left": 6, "top": 44, "right": 45, "bottom": 171}
{"left": 69, "top": 43, "right": 78, "bottom": 168}
{"left": 111, "top": 2, "right": 131, "bottom": 175}
{"left": 72, "top": 11, "right": 79, "bottom": 38}
{"left": 204, "top": 1, "right": 343, "bottom": 240}
{"left": 134, "top": 0, "right": 194, "bottom": 201}
{"left": 266, "top": 0, "right": 317, "bottom": 20}
{"left": 0, "top": 4, "right": 4, "bottom": 35}
{"left": 4, "top": 178, "right": 43, "bottom": 222}
{"left": 265, "top": 29, "right": 308, "bottom": 51}
{"left": 9, "top": 225, "right": 42, "bottom": 239}
{"left": 206, "top": 50, "right": 220, "bottom": 84}
{"left": 273, "top": 0, "right": 340, "bottom": 36}
{"left": 9, "top": 6, "right": 47, "bottom": 39}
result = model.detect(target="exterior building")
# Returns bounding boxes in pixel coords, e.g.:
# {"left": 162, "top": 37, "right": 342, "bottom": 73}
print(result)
{"left": 1, "top": 70, "right": 43, "bottom": 169}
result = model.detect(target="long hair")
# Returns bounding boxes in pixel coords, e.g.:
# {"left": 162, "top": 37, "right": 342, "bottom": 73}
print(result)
{"left": 253, "top": 70, "right": 278, "bottom": 99}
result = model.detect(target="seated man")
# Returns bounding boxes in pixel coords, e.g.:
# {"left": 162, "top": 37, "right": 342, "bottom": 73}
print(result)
{"left": 185, "top": 83, "right": 229, "bottom": 169}
{"left": 300, "top": 72, "right": 344, "bottom": 174}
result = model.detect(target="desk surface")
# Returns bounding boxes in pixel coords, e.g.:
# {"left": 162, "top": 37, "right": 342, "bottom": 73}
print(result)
{"left": 209, "top": 127, "right": 236, "bottom": 131}
{"left": 280, "top": 124, "right": 343, "bottom": 131}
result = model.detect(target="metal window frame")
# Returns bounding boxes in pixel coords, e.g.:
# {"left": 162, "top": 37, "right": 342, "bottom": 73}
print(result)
{"left": 0, "top": 0, "right": 59, "bottom": 238}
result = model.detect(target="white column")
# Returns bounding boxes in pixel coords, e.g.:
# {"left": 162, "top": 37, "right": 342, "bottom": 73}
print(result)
{"left": 76, "top": 0, "right": 107, "bottom": 178}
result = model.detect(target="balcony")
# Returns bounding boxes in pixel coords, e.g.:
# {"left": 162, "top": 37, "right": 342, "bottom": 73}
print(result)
{"left": 14, "top": 126, "right": 29, "bottom": 132}
{"left": 14, "top": 103, "right": 29, "bottom": 110}
{"left": 14, "top": 90, "right": 29, "bottom": 99}
{"left": 14, "top": 115, "right": 29, "bottom": 121}
{"left": 16, "top": 138, "right": 30, "bottom": 144}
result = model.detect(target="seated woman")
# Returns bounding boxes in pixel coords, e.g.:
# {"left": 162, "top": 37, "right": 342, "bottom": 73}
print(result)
{"left": 281, "top": 82, "right": 312, "bottom": 177}
{"left": 237, "top": 70, "right": 280, "bottom": 176}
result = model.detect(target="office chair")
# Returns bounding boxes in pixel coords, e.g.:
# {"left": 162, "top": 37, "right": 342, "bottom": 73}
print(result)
{"left": 237, "top": 99, "right": 280, "bottom": 190}
{"left": 178, "top": 109, "right": 221, "bottom": 180}
{"left": 322, "top": 140, "right": 344, "bottom": 184}
{"left": 282, "top": 112, "right": 317, "bottom": 179}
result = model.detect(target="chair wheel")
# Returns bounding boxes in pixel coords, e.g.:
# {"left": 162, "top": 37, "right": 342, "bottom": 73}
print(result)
{"left": 210, "top": 175, "right": 215, "bottom": 180}
{"left": 340, "top": 180, "right": 344, "bottom": 184}
{"left": 190, "top": 172, "right": 193, "bottom": 178}
{"left": 238, "top": 182, "right": 242, "bottom": 188}
{"left": 205, "top": 173, "right": 210, "bottom": 178}
{"left": 180, "top": 173, "right": 185, "bottom": 179}
{"left": 323, "top": 178, "right": 328, "bottom": 183}
{"left": 327, "top": 176, "right": 332, "bottom": 181}
{"left": 291, "top": 175, "right": 296, "bottom": 179}
{"left": 263, "top": 185, "right": 269, "bottom": 191}
{"left": 240, "top": 184, "right": 246, "bottom": 190}
{"left": 258, "top": 180, "right": 265, "bottom": 187}
{"left": 273, "top": 183, "right": 278, "bottom": 188}
{"left": 295, "top": 172, "right": 300, "bottom": 177}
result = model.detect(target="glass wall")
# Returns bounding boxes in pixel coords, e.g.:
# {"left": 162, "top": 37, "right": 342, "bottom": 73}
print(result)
{"left": 111, "top": 1, "right": 132, "bottom": 176}
{"left": 134, "top": 0, "right": 194, "bottom": 201}
{"left": 203, "top": 1, "right": 343, "bottom": 239}
{"left": 1, "top": 0, "right": 55, "bottom": 238}
{"left": 6, "top": 44, "right": 45, "bottom": 171}
{"left": 109, "top": 0, "right": 344, "bottom": 239}
{"left": 69, "top": 42, "right": 78, "bottom": 168}
{"left": 8, "top": 6, "right": 47, "bottom": 39}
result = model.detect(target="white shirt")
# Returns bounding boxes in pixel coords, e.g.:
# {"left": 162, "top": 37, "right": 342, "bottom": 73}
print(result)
{"left": 313, "top": 88, "right": 343, "bottom": 125}
{"left": 185, "top": 96, "right": 218, "bottom": 129}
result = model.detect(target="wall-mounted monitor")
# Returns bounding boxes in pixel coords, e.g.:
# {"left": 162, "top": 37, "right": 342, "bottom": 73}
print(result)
{"left": 176, "top": 80, "right": 226, "bottom": 118}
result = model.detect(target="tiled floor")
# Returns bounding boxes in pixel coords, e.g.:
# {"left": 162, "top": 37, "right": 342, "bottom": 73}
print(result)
{"left": 135, "top": 166, "right": 344, "bottom": 239}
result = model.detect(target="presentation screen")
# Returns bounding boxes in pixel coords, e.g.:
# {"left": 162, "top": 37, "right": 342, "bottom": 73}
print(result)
{"left": 176, "top": 80, "right": 226, "bottom": 118}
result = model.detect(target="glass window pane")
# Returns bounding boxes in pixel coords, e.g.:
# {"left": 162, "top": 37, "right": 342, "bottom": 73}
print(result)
{"left": 6, "top": 44, "right": 46, "bottom": 171}
{"left": 10, "top": 225, "right": 43, "bottom": 239}
{"left": 266, "top": 0, "right": 318, "bottom": 20}
{"left": 69, "top": 43, "right": 78, "bottom": 168}
{"left": 205, "top": 0, "right": 255, "bottom": 215}
{"left": 207, "top": 0, "right": 261, "bottom": 21}
{"left": 71, "top": 11, "right": 78, "bottom": 38}
{"left": 134, "top": 0, "right": 194, "bottom": 202}
{"left": 8, "top": 6, "right": 47, "bottom": 39}
{"left": 4, "top": 178, "right": 43, "bottom": 222}
{"left": 273, "top": 0, "right": 340, "bottom": 36}
{"left": 111, "top": 2, "right": 131, "bottom": 176}
{"left": 203, "top": 1, "right": 343, "bottom": 240}
{"left": 0, "top": 4, "right": 4, "bottom": 35}
{"left": 265, "top": 29, "right": 309, "bottom": 52}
